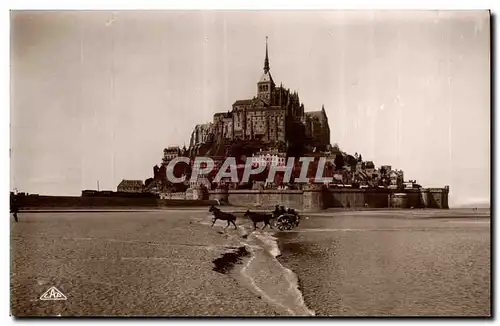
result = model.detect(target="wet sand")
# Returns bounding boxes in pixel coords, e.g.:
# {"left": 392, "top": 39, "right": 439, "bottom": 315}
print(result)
{"left": 10, "top": 208, "right": 490, "bottom": 316}
{"left": 10, "top": 209, "right": 281, "bottom": 316}
{"left": 277, "top": 209, "right": 491, "bottom": 316}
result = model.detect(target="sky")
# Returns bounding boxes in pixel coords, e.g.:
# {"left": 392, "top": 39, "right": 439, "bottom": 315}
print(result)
{"left": 10, "top": 10, "right": 490, "bottom": 207}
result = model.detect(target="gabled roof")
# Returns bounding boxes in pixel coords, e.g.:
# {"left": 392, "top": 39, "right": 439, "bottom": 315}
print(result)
{"left": 389, "top": 170, "right": 402, "bottom": 177}
{"left": 233, "top": 99, "right": 253, "bottom": 106}
{"left": 253, "top": 97, "right": 270, "bottom": 107}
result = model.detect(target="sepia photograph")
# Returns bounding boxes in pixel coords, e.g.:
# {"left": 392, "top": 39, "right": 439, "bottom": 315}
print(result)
{"left": 9, "top": 9, "right": 491, "bottom": 317}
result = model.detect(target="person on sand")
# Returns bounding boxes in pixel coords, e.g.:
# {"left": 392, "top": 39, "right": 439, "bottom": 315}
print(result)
{"left": 11, "top": 201, "right": 19, "bottom": 223}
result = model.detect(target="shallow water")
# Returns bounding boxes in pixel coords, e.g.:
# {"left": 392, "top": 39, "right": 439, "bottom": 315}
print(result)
{"left": 212, "top": 246, "right": 250, "bottom": 274}
{"left": 219, "top": 219, "right": 315, "bottom": 316}
{"left": 276, "top": 210, "right": 491, "bottom": 316}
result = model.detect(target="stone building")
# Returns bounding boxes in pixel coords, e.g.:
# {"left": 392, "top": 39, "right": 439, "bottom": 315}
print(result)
{"left": 162, "top": 146, "right": 181, "bottom": 167}
{"left": 189, "top": 123, "right": 214, "bottom": 148}
{"left": 389, "top": 170, "right": 405, "bottom": 189}
{"left": 364, "top": 161, "right": 376, "bottom": 176}
{"left": 188, "top": 38, "right": 331, "bottom": 155}
{"left": 305, "top": 106, "right": 330, "bottom": 151}
{"left": 251, "top": 149, "right": 287, "bottom": 167}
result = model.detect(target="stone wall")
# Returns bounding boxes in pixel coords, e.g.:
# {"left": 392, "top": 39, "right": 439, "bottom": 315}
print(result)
{"left": 323, "top": 188, "right": 390, "bottom": 208}
{"left": 15, "top": 195, "right": 159, "bottom": 209}
{"left": 404, "top": 189, "right": 422, "bottom": 208}
{"left": 209, "top": 186, "right": 449, "bottom": 211}
{"left": 391, "top": 193, "right": 409, "bottom": 208}
{"left": 162, "top": 192, "right": 187, "bottom": 200}
{"left": 425, "top": 187, "right": 450, "bottom": 209}
{"left": 212, "top": 190, "right": 304, "bottom": 210}
{"left": 14, "top": 195, "right": 218, "bottom": 209}
{"left": 210, "top": 189, "right": 230, "bottom": 203}
{"left": 364, "top": 189, "right": 391, "bottom": 208}
{"left": 158, "top": 199, "right": 218, "bottom": 207}
{"left": 303, "top": 185, "right": 325, "bottom": 211}
{"left": 324, "top": 189, "right": 364, "bottom": 208}
{"left": 15, "top": 186, "right": 449, "bottom": 212}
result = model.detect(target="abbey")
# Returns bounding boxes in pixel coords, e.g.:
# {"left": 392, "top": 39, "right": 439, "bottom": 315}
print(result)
{"left": 189, "top": 38, "right": 331, "bottom": 156}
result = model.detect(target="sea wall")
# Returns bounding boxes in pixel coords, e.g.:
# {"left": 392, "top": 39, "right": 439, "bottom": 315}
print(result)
{"left": 323, "top": 188, "right": 390, "bottom": 208}
{"left": 162, "top": 192, "right": 187, "bottom": 200}
{"left": 210, "top": 189, "right": 304, "bottom": 210}
{"left": 390, "top": 193, "right": 409, "bottom": 209}
{"left": 208, "top": 186, "right": 449, "bottom": 211}
{"left": 14, "top": 195, "right": 217, "bottom": 209}
{"left": 14, "top": 186, "right": 449, "bottom": 211}
{"left": 420, "top": 187, "right": 450, "bottom": 209}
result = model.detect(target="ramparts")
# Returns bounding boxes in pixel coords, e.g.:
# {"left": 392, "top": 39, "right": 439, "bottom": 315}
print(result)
{"left": 208, "top": 186, "right": 450, "bottom": 211}
{"left": 12, "top": 186, "right": 449, "bottom": 212}
{"left": 12, "top": 195, "right": 218, "bottom": 210}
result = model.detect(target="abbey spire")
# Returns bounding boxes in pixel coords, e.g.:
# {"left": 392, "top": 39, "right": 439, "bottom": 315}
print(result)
{"left": 264, "top": 36, "right": 270, "bottom": 73}
{"left": 257, "top": 36, "right": 275, "bottom": 102}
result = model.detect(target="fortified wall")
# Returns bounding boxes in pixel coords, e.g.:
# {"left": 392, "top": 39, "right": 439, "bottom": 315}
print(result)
{"left": 208, "top": 186, "right": 450, "bottom": 211}
{"left": 12, "top": 186, "right": 449, "bottom": 212}
{"left": 12, "top": 195, "right": 218, "bottom": 209}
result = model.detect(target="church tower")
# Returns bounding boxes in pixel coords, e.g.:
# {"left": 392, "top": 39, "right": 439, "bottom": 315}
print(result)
{"left": 257, "top": 37, "right": 275, "bottom": 103}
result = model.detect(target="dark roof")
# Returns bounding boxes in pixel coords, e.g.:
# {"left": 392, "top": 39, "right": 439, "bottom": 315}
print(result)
{"left": 233, "top": 99, "right": 253, "bottom": 106}
{"left": 118, "top": 180, "right": 144, "bottom": 187}
{"left": 306, "top": 111, "right": 326, "bottom": 120}
{"left": 164, "top": 146, "right": 180, "bottom": 153}
{"left": 214, "top": 112, "right": 232, "bottom": 118}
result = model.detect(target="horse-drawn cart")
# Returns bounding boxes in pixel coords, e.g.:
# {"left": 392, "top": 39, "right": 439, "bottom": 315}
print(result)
{"left": 274, "top": 213, "right": 300, "bottom": 230}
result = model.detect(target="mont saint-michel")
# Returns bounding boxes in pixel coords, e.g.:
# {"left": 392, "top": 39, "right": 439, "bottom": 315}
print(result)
{"left": 114, "top": 39, "right": 450, "bottom": 211}
{"left": 10, "top": 11, "right": 489, "bottom": 318}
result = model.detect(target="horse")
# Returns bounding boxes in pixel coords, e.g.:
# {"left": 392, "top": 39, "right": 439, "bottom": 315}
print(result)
{"left": 244, "top": 210, "right": 275, "bottom": 230}
{"left": 209, "top": 205, "right": 237, "bottom": 230}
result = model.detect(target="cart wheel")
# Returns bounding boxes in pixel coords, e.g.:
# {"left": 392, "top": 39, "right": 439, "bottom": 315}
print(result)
{"left": 278, "top": 224, "right": 286, "bottom": 231}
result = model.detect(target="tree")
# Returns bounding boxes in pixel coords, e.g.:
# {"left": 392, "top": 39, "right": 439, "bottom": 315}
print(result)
{"left": 358, "top": 154, "right": 363, "bottom": 162}
{"left": 334, "top": 154, "right": 345, "bottom": 171}
{"left": 144, "top": 178, "right": 154, "bottom": 188}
